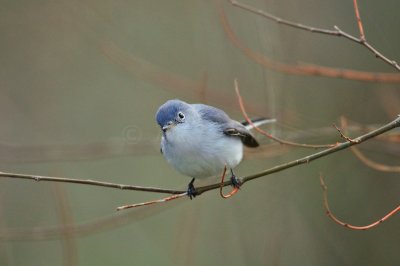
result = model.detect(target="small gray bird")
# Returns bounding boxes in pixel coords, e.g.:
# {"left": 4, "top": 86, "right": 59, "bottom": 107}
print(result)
{"left": 156, "top": 99, "right": 270, "bottom": 198}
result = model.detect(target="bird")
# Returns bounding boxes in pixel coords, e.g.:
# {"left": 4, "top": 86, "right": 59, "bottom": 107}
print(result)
{"left": 155, "top": 99, "right": 271, "bottom": 199}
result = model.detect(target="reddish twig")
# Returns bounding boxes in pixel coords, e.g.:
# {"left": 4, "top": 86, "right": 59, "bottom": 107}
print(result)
{"left": 219, "top": 166, "right": 239, "bottom": 198}
{"left": 351, "top": 146, "right": 400, "bottom": 173}
{"left": 1, "top": 115, "right": 399, "bottom": 196}
{"left": 1, "top": 115, "right": 399, "bottom": 214}
{"left": 0, "top": 107, "right": 398, "bottom": 240}
{"left": 116, "top": 192, "right": 188, "bottom": 211}
{"left": 339, "top": 116, "right": 400, "bottom": 172}
{"left": 319, "top": 175, "right": 399, "bottom": 230}
{"left": 353, "top": 0, "right": 365, "bottom": 41}
{"left": 332, "top": 124, "right": 360, "bottom": 143}
{"left": 235, "top": 79, "right": 337, "bottom": 149}
{"left": 224, "top": 0, "right": 400, "bottom": 75}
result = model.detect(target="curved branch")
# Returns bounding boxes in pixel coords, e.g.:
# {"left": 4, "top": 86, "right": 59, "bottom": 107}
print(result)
{"left": 338, "top": 116, "right": 400, "bottom": 172}
{"left": 319, "top": 175, "right": 399, "bottom": 230}
{"left": 238, "top": 115, "right": 400, "bottom": 185}
{"left": 235, "top": 79, "right": 337, "bottom": 149}
{"left": 218, "top": 0, "right": 400, "bottom": 82}
{"left": 0, "top": 116, "right": 398, "bottom": 240}
{"left": 350, "top": 146, "right": 400, "bottom": 173}
{"left": 229, "top": 0, "right": 400, "bottom": 71}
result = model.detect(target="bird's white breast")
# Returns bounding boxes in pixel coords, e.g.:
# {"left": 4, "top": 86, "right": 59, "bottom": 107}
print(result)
{"left": 161, "top": 122, "right": 243, "bottom": 179}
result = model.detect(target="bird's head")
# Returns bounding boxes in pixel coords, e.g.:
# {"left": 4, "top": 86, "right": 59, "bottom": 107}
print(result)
{"left": 156, "top": 99, "right": 192, "bottom": 133}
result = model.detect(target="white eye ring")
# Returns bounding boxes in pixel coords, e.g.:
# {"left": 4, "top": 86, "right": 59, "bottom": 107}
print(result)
{"left": 177, "top": 111, "right": 185, "bottom": 121}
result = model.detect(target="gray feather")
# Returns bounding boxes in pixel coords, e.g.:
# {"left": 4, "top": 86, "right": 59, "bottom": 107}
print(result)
{"left": 193, "top": 104, "right": 259, "bottom": 148}
{"left": 193, "top": 104, "right": 232, "bottom": 124}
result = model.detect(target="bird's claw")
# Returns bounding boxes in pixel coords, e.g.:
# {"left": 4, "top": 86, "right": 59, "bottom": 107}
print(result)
{"left": 230, "top": 175, "right": 242, "bottom": 189}
{"left": 187, "top": 178, "right": 198, "bottom": 200}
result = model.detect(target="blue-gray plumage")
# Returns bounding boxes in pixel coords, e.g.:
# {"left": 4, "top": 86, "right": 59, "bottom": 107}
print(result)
{"left": 156, "top": 99, "right": 265, "bottom": 198}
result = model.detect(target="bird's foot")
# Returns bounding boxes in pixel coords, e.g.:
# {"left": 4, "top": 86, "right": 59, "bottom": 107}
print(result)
{"left": 230, "top": 173, "right": 242, "bottom": 189}
{"left": 187, "top": 178, "right": 198, "bottom": 200}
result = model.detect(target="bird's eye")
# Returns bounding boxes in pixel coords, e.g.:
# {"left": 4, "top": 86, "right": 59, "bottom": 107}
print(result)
{"left": 178, "top": 112, "right": 185, "bottom": 120}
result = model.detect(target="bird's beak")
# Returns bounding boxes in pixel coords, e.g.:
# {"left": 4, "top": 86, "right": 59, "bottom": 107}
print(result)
{"left": 162, "top": 121, "right": 175, "bottom": 132}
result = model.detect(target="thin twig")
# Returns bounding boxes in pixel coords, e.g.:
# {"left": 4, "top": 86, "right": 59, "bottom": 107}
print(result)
{"left": 229, "top": 0, "right": 339, "bottom": 36}
{"left": 219, "top": 166, "right": 239, "bottom": 199}
{"left": 0, "top": 172, "right": 186, "bottom": 195}
{"left": 227, "top": 0, "right": 400, "bottom": 71}
{"left": 3, "top": 115, "right": 399, "bottom": 197}
{"left": 116, "top": 193, "right": 188, "bottom": 210}
{"left": 218, "top": 1, "right": 400, "bottom": 83}
{"left": 332, "top": 124, "right": 359, "bottom": 143}
{"left": 351, "top": 146, "right": 400, "bottom": 173}
{"left": 239, "top": 115, "right": 400, "bottom": 185}
{"left": 319, "top": 175, "right": 399, "bottom": 230}
{"left": 235, "top": 79, "right": 337, "bottom": 149}
{"left": 353, "top": 0, "right": 365, "bottom": 41}
{"left": 339, "top": 116, "right": 400, "bottom": 172}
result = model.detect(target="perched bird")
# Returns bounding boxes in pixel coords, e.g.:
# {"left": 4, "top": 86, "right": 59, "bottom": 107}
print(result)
{"left": 156, "top": 99, "right": 270, "bottom": 199}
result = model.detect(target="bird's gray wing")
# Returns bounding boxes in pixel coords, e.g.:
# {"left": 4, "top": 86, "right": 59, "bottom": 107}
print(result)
{"left": 193, "top": 104, "right": 259, "bottom": 148}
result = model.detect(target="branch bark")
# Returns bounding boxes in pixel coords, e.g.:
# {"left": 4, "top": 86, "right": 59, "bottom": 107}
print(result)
{"left": 1, "top": 115, "right": 399, "bottom": 197}
{"left": 220, "top": 0, "right": 400, "bottom": 83}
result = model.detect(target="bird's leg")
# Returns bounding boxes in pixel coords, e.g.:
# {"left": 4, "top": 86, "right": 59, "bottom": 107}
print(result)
{"left": 187, "top": 178, "right": 198, "bottom": 199}
{"left": 230, "top": 169, "right": 242, "bottom": 188}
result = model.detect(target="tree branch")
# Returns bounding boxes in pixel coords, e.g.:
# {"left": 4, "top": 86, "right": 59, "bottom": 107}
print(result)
{"left": 0, "top": 172, "right": 185, "bottom": 195}
{"left": 223, "top": 0, "right": 400, "bottom": 78}
{"left": 350, "top": 146, "right": 400, "bottom": 173}
{"left": 238, "top": 115, "right": 400, "bottom": 185}
{"left": 1, "top": 115, "right": 399, "bottom": 197}
{"left": 229, "top": 0, "right": 400, "bottom": 71}
{"left": 235, "top": 79, "right": 337, "bottom": 149}
{"left": 319, "top": 175, "right": 399, "bottom": 230}
{"left": 353, "top": 0, "right": 365, "bottom": 41}
{"left": 339, "top": 116, "right": 400, "bottom": 172}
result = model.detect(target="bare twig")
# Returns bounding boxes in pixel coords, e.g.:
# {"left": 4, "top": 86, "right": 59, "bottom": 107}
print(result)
{"left": 223, "top": 0, "right": 400, "bottom": 76}
{"left": 229, "top": 0, "right": 338, "bottom": 36}
{"left": 239, "top": 115, "right": 400, "bottom": 185}
{"left": 334, "top": 25, "right": 400, "bottom": 71}
{"left": 0, "top": 172, "right": 186, "bottom": 195}
{"left": 219, "top": 166, "right": 239, "bottom": 198}
{"left": 353, "top": 0, "right": 365, "bottom": 41}
{"left": 351, "top": 146, "right": 400, "bottom": 173}
{"left": 319, "top": 175, "right": 399, "bottom": 230}
{"left": 332, "top": 124, "right": 359, "bottom": 143}
{"left": 0, "top": 115, "right": 397, "bottom": 245}
{"left": 235, "top": 79, "right": 337, "bottom": 149}
{"left": 339, "top": 116, "right": 400, "bottom": 172}
{"left": 2, "top": 115, "right": 399, "bottom": 199}
{"left": 116, "top": 192, "right": 188, "bottom": 210}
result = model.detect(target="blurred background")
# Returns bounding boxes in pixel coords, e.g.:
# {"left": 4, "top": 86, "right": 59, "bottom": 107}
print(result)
{"left": 0, "top": 0, "right": 399, "bottom": 265}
